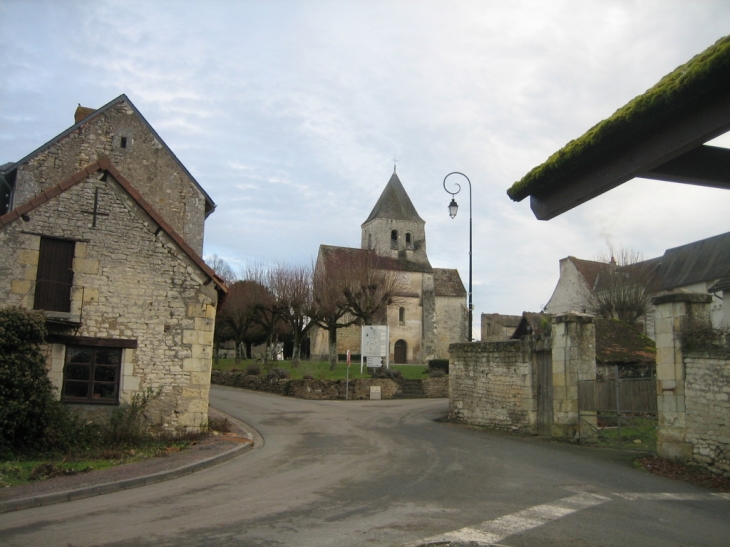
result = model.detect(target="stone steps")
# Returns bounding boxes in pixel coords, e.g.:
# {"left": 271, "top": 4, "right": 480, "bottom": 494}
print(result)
{"left": 394, "top": 379, "right": 427, "bottom": 399}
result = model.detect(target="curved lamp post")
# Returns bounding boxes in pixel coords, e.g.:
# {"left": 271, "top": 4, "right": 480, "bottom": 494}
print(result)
{"left": 443, "top": 172, "right": 472, "bottom": 342}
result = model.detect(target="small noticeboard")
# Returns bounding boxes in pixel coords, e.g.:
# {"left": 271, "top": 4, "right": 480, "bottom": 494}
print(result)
{"left": 370, "top": 386, "right": 382, "bottom": 400}
{"left": 361, "top": 325, "right": 389, "bottom": 372}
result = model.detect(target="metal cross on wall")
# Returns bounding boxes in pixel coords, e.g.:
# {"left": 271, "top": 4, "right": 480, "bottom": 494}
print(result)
{"left": 81, "top": 188, "right": 110, "bottom": 228}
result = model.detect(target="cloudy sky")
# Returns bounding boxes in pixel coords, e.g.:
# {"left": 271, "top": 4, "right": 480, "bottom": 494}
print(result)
{"left": 2, "top": 0, "right": 730, "bottom": 338}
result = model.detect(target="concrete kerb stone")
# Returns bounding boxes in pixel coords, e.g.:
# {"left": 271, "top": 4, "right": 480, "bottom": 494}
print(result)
{"left": 0, "top": 409, "right": 254, "bottom": 514}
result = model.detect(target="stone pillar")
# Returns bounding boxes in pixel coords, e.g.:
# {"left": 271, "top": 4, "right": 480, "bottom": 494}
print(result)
{"left": 652, "top": 292, "right": 713, "bottom": 461}
{"left": 551, "top": 313, "right": 596, "bottom": 439}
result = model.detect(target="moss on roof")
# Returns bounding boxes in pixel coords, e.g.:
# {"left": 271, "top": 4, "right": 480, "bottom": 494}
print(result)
{"left": 508, "top": 35, "right": 730, "bottom": 202}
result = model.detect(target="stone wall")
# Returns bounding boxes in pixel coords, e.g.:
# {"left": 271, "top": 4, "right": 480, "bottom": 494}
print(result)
{"left": 448, "top": 340, "right": 536, "bottom": 432}
{"left": 11, "top": 99, "right": 208, "bottom": 254}
{"left": 448, "top": 314, "right": 595, "bottom": 438}
{"left": 0, "top": 171, "right": 218, "bottom": 432}
{"left": 684, "top": 354, "right": 730, "bottom": 477}
{"left": 211, "top": 370, "right": 448, "bottom": 400}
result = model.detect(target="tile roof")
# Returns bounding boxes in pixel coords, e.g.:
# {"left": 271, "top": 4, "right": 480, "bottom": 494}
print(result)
{"left": 433, "top": 268, "right": 466, "bottom": 297}
{"left": 0, "top": 157, "right": 227, "bottom": 294}
{"left": 654, "top": 230, "right": 730, "bottom": 290}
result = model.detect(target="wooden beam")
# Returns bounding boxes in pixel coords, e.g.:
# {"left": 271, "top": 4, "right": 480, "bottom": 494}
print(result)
{"left": 641, "top": 145, "right": 730, "bottom": 190}
{"left": 530, "top": 94, "right": 730, "bottom": 220}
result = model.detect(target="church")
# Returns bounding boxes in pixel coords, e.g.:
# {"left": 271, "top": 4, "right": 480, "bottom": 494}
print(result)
{"left": 310, "top": 170, "right": 468, "bottom": 363}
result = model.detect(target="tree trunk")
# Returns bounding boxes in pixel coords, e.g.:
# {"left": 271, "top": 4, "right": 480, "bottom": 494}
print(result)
{"left": 328, "top": 326, "right": 338, "bottom": 371}
{"left": 234, "top": 338, "right": 242, "bottom": 364}
{"left": 291, "top": 332, "right": 301, "bottom": 368}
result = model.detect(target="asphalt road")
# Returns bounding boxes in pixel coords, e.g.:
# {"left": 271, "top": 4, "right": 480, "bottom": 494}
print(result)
{"left": 1, "top": 385, "right": 728, "bottom": 546}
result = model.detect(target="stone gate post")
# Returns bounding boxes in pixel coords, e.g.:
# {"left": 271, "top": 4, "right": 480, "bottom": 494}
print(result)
{"left": 551, "top": 313, "right": 596, "bottom": 439}
{"left": 652, "top": 292, "right": 713, "bottom": 461}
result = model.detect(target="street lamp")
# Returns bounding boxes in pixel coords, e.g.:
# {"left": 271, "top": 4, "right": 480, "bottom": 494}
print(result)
{"left": 443, "top": 172, "right": 473, "bottom": 342}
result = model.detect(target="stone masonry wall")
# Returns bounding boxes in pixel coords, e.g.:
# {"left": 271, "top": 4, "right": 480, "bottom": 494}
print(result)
{"left": 448, "top": 340, "right": 536, "bottom": 433}
{"left": 211, "top": 371, "right": 448, "bottom": 400}
{"left": 0, "top": 172, "right": 218, "bottom": 432}
{"left": 11, "top": 100, "right": 207, "bottom": 254}
{"left": 685, "top": 354, "right": 730, "bottom": 477}
{"left": 434, "top": 295, "right": 467, "bottom": 360}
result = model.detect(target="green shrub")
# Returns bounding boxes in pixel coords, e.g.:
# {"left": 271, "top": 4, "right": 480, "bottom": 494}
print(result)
{"left": 0, "top": 308, "right": 59, "bottom": 453}
{"left": 266, "top": 367, "right": 290, "bottom": 380}
{"left": 428, "top": 359, "right": 449, "bottom": 374}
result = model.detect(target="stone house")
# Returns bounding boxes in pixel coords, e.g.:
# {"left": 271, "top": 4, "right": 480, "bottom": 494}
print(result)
{"left": 310, "top": 171, "right": 467, "bottom": 363}
{"left": 544, "top": 231, "right": 730, "bottom": 338}
{"left": 0, "top": 96, "right": 226, "bottom": 432}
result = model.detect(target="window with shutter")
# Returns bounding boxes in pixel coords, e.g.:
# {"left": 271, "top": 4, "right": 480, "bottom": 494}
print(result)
{"left": 34, "top": 237, "right": 75, "bottom": 312}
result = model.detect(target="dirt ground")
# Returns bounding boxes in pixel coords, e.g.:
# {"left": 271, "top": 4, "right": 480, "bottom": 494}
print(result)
{"left": 636, "top": 457, "right": 730, "bottom": 492}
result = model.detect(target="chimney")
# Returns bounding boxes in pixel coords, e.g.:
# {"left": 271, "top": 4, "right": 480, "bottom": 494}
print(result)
{"left": 74, "top": 105, "right": 96, "bottom": 124}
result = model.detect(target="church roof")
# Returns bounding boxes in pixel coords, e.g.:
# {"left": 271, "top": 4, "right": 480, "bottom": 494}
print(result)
{"left": 434, "top": 268, "right": 466, "bottom": 297}
{"left": 318, "top": 244, "right": 433, "bottom": 274}
{"left": 0, "top": 157, "right": 227, "bottom": 295}
{"left": 362, "top": 171, "right": 424, "bottom": 225}
{"left": 0, "top": 94, "right": 216, "bottom": 217}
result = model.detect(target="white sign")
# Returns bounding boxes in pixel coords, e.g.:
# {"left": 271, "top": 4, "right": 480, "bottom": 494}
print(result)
{"left": 361, "top": 325, "right": 389, "bottom": 372}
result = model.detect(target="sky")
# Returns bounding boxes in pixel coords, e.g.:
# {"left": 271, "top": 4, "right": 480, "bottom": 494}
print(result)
{"left": 2, "top": 0, "right": 730, "bottom": 339}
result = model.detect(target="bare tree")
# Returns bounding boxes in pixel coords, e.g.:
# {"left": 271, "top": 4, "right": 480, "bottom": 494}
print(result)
{"left": 205, "top": 254, "right": 237, "bottom": 285}
{"left": 242, "top": 263, "right": 285, "bottom": 364}
{"left": 216, "top": 279, "right": 269, "bottom": 364}
{"left": 311, "top": 248, "right": 407, "bottom": 369}
{"left": 206, "top": 254, "right": 237, "bottom": 364}
{"left": 341, "top": 251, "right": 407, "bottom": 326}
{"left": 267, "top": 263, "right": 315, "bottom": 367}
{"left": 587, "top": 248, "right": 658, "bottom": 326}
{"left": 311, "top": 251, "right": 360, "bottom": 370}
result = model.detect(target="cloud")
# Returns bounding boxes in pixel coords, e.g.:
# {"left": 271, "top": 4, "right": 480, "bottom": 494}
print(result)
{"left": 2, "top": 0, "right": 730, "bottom": 335}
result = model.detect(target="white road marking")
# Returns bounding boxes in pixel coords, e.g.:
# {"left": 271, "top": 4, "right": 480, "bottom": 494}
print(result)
{"left": 413, "top": 492, "right": 610, "bottom": 547}
{"left": 410, "top": 489, "right": 730, "bottom": 547}
{"left": 614, "top": 492, "right": 730, "bottom": 501}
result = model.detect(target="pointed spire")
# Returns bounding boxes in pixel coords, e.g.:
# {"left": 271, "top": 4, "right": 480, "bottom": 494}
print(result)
{"left": 363, "top": 171, "right": 424, "bottom": 225}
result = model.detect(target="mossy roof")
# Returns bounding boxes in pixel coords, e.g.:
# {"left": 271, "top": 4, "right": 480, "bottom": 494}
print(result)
{"left": 595, "top": 318, "right": 656, "bottom": 365}
{"left": 508, "top": 35, "right": 730, "bottom": 202}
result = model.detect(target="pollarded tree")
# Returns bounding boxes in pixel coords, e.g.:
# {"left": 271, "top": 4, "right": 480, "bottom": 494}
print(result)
{"left": 587, "top": 248, "right": 658, "bottom": 326}
{"left": 267, "top": 263, "right": 315, "bottom": 367}
{"left": 340, "top": 251, "right": 407, "bottom": 326}
{"left": 311, "top": 250, "right": 361, "bottom": 370}
{"left": 216, "top": 280, "right": 269, "bottom": 364}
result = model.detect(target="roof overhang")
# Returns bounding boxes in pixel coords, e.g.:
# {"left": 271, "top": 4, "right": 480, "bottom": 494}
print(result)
{"left": 529, "top": 94, "right": 730, "bottom": 220}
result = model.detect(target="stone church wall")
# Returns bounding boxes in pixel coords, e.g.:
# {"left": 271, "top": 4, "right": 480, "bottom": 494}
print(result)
{"left": 0, "top": 173, "right": 218, "bottom": 432}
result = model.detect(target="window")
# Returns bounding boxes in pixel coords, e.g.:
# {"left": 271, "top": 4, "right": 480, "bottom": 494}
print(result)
{"left": 399, "top": 307, "right": 406, "bottom": 324}
{"left": 390, "top": 230, "right": 398, "bottom": 249}
{"left": 0, "top": 171, "right": 14, "bottom": 216}
{"left": 62, "top": 346, "right": 122, "bottom": 404}
{"left": 405, "top": 232, "right": 413, "bottom": 249}
{"left": 120, "top": 136, "right": 128, "bottom": 148}
{"left": 34, "top": 237, "right": 75, "bottom": 312}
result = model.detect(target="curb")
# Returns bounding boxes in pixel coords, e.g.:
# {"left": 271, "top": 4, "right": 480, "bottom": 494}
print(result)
{"left": 0, "top": 410, "right": 254, "bottom": 514}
